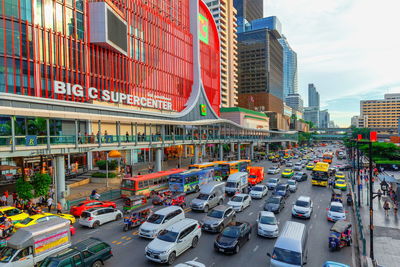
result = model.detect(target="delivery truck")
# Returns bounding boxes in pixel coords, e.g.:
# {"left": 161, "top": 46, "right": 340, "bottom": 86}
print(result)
{"left": 0, "top": 218, "right": 71, "bottom": 267}
{"left": 247, "top": 166, "right": 265, "bottom": 185}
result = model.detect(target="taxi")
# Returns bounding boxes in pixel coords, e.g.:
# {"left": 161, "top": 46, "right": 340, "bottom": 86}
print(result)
{"left": 281, "top": 169, "right": 294, "bottom": 178}
{"left": 306, "top": 163, "right": 315, "bottom": 170}
{"left": 268, "top": 155, "right": 275, "bottom": 160}
{"left": 0, "top": 206, "right": 29, "bottom": 224}
{"left": 14, "top": 212, "right": 76, "bottom": 230}
{"left": 283, "top": 155, "right": 290, "bottom": 159}
{"left": 335, "top": 179, "right": 347, "bottom": 191}
{"left": 335, "top": 172, "right": 345, "bottom": 180}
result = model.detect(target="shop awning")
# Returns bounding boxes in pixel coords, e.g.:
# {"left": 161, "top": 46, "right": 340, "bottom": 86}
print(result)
{"left": 0, "top": 165, "right": 20, "bottom": 171}
{"left": 108, "top": 150, "right": 122, "bottom": 158}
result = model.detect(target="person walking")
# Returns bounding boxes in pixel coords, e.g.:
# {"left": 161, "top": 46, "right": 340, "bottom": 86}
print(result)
{"left": 384, "top": 200, "right": 390, "bottom": 216}
{"left": 47, "top": 197, "right": 53, "bottom": 212}
{"left": 1, "top": 194, "right": 7, "bottom": 206}
{"left": 125, "top": 131, "right": 130, "bottom": 142}
{"left": 394, "top": 202, "right": 398, "bottom": 217}
{"left": 377, "top": 189, "right": 382, "bottom": 202}
{"left": 12, "top": 192, "right": 17, "bottom": 205}
{"left": 57, "top": 202, "right": 62, "bottom": 214}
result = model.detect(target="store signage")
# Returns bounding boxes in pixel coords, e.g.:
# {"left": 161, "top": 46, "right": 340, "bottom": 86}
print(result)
{"left": 26, "top": 135, "right": 37, "bottom": 146}
{"left": 200, "top": 104, "right": 207, "bottom": 116}
{"left": 53, "top": 81, "right": 173, "bottom": 111}
{"left": 199, "top": 14, "right": 209, "bottom": 44}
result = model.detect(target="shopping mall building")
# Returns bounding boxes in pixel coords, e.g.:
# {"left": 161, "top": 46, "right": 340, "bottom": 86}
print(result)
{"left": 0, "top": 0, "right": 296, "bottom": 204}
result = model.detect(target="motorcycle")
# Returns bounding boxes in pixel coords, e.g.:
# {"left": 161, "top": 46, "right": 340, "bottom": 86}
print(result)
{"left": 347, "top": 193, "right": 353, "bottom": 206}
{"left": 329, "top": 220, "right": 352, "bottom": 251}
{"left": 123, "top": 206, "right": 152, "bottom": 232}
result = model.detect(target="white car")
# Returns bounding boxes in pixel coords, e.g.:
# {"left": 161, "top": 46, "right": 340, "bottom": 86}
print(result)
{"left": 287, "top": 179, "right": 297, "bottom": 193}
{"left": 266, "top": 177, "right": 280, "bottom": 190}
{"left": 227, "top": 194, "right": 251, "bottom": 212}
{"left": 293, "top": 163, "right": 303, "bottom": 171}
{"left": 79, "top": 207, "right": 123, "bottom": 228}
{"left": 292, "top": 196, "right": 313, "bottom": 219}
{"left": 327, "top": 202, "right": 346, "bottom": 222}
{"left": 267, "top": 167, "right": 280, "bottom": 174}
{"left": 145, "top": 218, "right": 201, "bottom": 265}
{"left": 250, "top": 185, "right": 268, "bottom": 199}
{"left": 257, "top": 211, "right": 279, "bottom": 238}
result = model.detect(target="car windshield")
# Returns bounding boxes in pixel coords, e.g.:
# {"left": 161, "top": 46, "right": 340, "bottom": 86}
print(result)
{"left": 260, "top": 216, "right": 276, "bottom": 225}
{"left": 197, "top": 194, "right": 209, "bottom": 200}
{"left": 330, "top": 205, "right": 344, "bottom": 213}
{"left": 272, "top": 247, "right": 302, "bottom": 265}
{"left": 226, "top": 182, "right": 237, "bottom": 188}
{"left": 252, "top": 186, "right": 263, "bottom": 192}
{"left": 288, "top": 180, "right": 295, "bottom": 185}
{"left": 231, "top": 196, "right": 243, "bottom": 202}
{"left": 157, "top": 230, "right": 179, "bottom": 243}
{"left": 267, "top": 197, "right": 280, "bottom": 204}
{"left": 19, "top": 217, "right": 34, "bottom": 225}
{"left": 284, "top": 169, "right": 291, "bottom": 172}
{"left": 39, "top": 258, "right": 61, "bottom": 267}
{"left": 222, "top": 227, "right": 240, "bottom": 238}
{"left": 276, "top": 185, "right": 286, "bottom": 191}
{"left": 3, "top": 209, "right": 21, "bottom": 216}
{"left": 147, "top": 214, "right": 165, "bottom": 224}
{"left": 268, "top": 179, "right": 277, "bottom": 183}
{"left": 270, "top": 167, "right": 277, "bottom": 170}
{"left": 0, "top": 247, "right": 17, "bottom": 263}
{"left": 207, "top": 209, "right": 224, "bottom": 219}
{"left": 295, "top": 200, "right": 309, "bottom": 207}
{"left": 337, "top": 172, "right": 344, "bottom": 176}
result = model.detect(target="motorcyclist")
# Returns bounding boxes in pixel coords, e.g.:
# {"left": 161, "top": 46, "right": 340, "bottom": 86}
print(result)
{"left": 2, "top": 218, "right": 13, "bottom": 238}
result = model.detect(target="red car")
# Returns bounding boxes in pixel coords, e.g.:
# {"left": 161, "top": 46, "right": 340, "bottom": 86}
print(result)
{"left": 70, "top": 200, "right": 116, "bottom": 217}
{"left": 70, "top": 225, "right": 76, "bottom": 235}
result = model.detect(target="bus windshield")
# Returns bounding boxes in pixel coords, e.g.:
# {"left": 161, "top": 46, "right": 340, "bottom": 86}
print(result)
{"left": 312, "top": 171, "right": 328, "bottom": 181}
{"left": 121, "top": 179, "right": 134, "bottom": 189}
{"left": 169, "top": 176, "right": 183, "bottom": 183}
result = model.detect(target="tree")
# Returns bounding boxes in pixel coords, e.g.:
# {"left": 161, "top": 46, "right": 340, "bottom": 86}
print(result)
{"left": 16, "top": 178, "right": 33, "bottom": 200}
{"left": 28, "top": 117, "right": 47, "bottom": 135}
{"left": 31, "top": 173, "right": 52, "bottom": 197}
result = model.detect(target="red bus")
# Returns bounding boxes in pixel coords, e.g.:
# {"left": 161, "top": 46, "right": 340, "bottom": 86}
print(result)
{"left": 121, "top": 169, "right": 186, "bottom": 198}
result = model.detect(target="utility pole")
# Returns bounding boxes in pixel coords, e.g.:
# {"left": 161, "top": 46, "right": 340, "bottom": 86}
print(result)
{"left": 369, "top": 140, "right": 374, "bottom": 260}
{"left": 356, "top": 141, "right": 361, "bottom": 207}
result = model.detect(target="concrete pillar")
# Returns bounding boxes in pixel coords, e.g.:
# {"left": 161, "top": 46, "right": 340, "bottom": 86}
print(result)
{"left": 194, "top": 145, "right": 199, "bottom": 164}
{"left": 250, "top": 144, "right": 254, "bottom": 160}
{"left": 184, "top": 145, "right": 188, "bottom": 158}
{"left": 281, "top": 141, "right": 286, "bottom": 149}
{"left": 237, "top": 143, "right": 241, "bottom": 160}
{"left": 155, "top": 148, "right": 162, "bottom": 172}
{"left": 219, "top": 144, "right": 223, "bottom": 161}
{"left": 201, "top": 144, "right": 206, "bottom": 161}
{"left": 266, "top": 143, "right": 270, "bottom": 154}
{"left": 55, "top": 155, "right": 66, "bottom": 209}
{"left": 230, "top": 143, "right": 234, "bottom": 153}
{"left": 87, "top": 152, "right": 93, "bottom": 170}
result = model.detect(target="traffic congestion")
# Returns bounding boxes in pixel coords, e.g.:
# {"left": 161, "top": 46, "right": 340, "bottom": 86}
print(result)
{"left": 0, "top": 144, "right": 355, "bottom": 267}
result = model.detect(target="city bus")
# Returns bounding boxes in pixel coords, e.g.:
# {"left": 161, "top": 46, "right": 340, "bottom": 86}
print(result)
{"left": 188, "top": 162, "right": 215, "bottom": 170}
{"left": 311, "top": 162, "right": 329, "bottom": 187}
{"left": 219, "top": 160, "right": 251, "bottom": 179}
{"left": 323, "top": 152, "right": 334, "bottom": 164}
{"left": 120, "top": 169, "right": 186, "bottom": 197}
{"left": 169, "top": 168, "right": 215, "bottom": 193}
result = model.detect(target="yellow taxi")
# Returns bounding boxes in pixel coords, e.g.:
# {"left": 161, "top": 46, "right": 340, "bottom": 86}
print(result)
{"left": 14, "top": 212, "right": 76, "bottom": 230}
{"left": 281, "top": 169, "right": 294, "bottom": 178}
{"left": 335, "top": 172, "right": 345, "bottom": 180}
{"left": 306, "top": 163, "right": 315, "bottom": 170}
{"left": 335, "top": 179, "right": 347, "bottom": 191}
{"left": 0, "top": 206, "right": 29, "bottom": 224}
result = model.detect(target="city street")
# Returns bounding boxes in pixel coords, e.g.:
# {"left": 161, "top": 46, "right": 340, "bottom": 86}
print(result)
{"left": 70, "top": 148, "right": 355, "bottom": 267}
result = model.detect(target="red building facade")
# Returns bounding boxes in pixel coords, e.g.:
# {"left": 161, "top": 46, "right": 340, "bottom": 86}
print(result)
{"left": 0, "top": 0, "right": 220, "bottom": 115}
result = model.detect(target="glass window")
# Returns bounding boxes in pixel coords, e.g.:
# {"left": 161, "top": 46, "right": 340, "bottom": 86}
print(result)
{"left": 76, "top": 13, "right": 84, "bottom": 40}
{"left": 65, "top": 0, "right": 74, "bottom": 7}
{"left": 76, "top": 0, "right": 84, "bottom": 12}
{"left": 73, "top": 254, "right": 82, "bottom": 265}
{"left": 59, "top": 258, "right": 73, "bottom": 267}
{"left": 55, "top": 3, "right": 64, "bottom": 34}
{"left": 4, "top": 0, "right": 18, "bottom": 19}
{"left": 65, "top": 8, "right": 74, "bottom": 36}
{"left": 20, "top": 0, "right": 33, "bottom": 22}
{"left": 88, "top": 243, "right": 107, "bottom": 254}
{"left": 44, "top": 0, "right": 53, "bottom": 29}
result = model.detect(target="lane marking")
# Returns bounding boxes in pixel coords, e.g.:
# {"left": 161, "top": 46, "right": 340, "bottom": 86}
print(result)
{"left": 125, "top": 237, "right": 131, "bottom": 241}
{"left": 313, "top": 214, "right": 317, "bottom": 219}
{"left": 248, "top": 212, "right": 253, "bottom": 216}
{"left": 253, "top": 245, "right": 259, "bottom": 252}
{"left": 112, "top": 241, "right": 117, "bottom": 244}
{"left": 259, "top": 204, "right": 263, "bottom": 208}
{"left": 123, "top": 239, "right": 134, "bottom": 245}
{"left": 116, "top": 241, "right": 122, "bottom": 245}
{"left": 121, "top": 236, "right": 127, "bottom": 240}
{"left": 192, "top": 257, "right": 198, "bottom": 261}
{"left": 132, "top": 231, "right": 138, "bottom": 235}
{"left": 309, "top": 225, "right": 313, "bottom": 230}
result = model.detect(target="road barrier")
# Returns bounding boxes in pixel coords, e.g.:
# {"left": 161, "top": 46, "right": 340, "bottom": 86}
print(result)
{"left": 66, "top": 189, "right": 121, "bottom": 209}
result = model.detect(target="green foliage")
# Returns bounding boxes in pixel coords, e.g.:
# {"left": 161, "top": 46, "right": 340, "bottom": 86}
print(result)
{"left": 298, "top": 132, "right": 316, "bottom": 145}
{"left": 91, "top": 172, "right": 117, "bottom": 178}
{"left": 349, "top": 127, "right": 370, "bottom": 140}
{"left": 375, "top": 160, "right": 400, "bottom": 165}
{"left": 358, "top": 142, "right": 400, "bottom": 161}
{"left": 28, "top": 117, "right": 47, "bottom": 135}
{"left": 31, "top": 173, "right": 52, "bottom": 197}
{"left": 96, "top": 160, "right": 118, "bottom": 170}
{"left": 16, "top": 178, "right": 33, "bottom": 200}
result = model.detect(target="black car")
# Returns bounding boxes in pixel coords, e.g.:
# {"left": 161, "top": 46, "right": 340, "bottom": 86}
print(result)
{"left": 293, "top": 172, "right": 308, "bottom": 182}
{"left": 264, "top": 196, "right": 285, "bottom": 213}
{"left": 273, "top": 183, "right": 290, "bottom": 198}
{"left": 214, "top": 221, "right": 252, "bottom": 254}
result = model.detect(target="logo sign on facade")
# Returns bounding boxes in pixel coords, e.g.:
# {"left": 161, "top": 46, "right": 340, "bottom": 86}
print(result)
{"left": 200, "top": 104, "right": 207, "bottom": 116}
{"left": 198, "top": 14, "right": 209, "bottom": 44}
{"left": 26, "top": 135, "right": 37, "bottom": 146}
{"left": 54, "top": 81, "right": 173, "bottom": 111}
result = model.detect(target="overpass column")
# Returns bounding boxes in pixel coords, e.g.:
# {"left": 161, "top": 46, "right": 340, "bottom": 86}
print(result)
{"left": 237, "top": 143, "right": 241, "bottom": 160}
{"left": 230, "top": 143, "right": 234, "bottom": 153}
{"left": 55, "top": 155, "right": 66, "bottom": 209}
{"left": 250, "top": 143, "right": 254, "bottom": 160}
{"left": 194, "top": 145, "right": 199, "bottom": 164}
{"left": 87, "top": 152, "right": 93, "bottom": 170}
{"left": 266, "top": 143, "right": 269, "bottom": 154}
{"left": 155, "top": 148, "right": 162, "bottom": 172}
{"left": 201, "top": 144, "right": 206, "bottom": 161}
{"left": 219, "top": 144, "right": 224, "bottom": 161}
{"left": 281, "top": 141, "right": 286, "bottom": 149}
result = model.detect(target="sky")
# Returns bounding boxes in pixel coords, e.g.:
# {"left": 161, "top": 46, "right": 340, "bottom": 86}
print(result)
{"left": 264, "top": 0, "right": 400, "bottom": 127}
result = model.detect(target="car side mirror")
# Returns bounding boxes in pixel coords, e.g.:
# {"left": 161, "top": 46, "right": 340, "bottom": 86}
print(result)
{"left": 326, "top": 208, "right": 329, "bottom": 211}
{"left": 256, "top": 219, "right": 259, "bottom": 223}
{"left": 267, "top": 252, "right": 272, "bottom": 258}
{"left": 177, "top": 239, "right": 183, "bottom": 243}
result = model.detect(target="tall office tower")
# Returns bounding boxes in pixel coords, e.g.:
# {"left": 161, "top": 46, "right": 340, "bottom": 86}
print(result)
{"left": 279, "top": 35, "right": 298, "bottom": 98}
{"left": 236, "top": 16, "right": 284, "bottom": 114}
{"left": 308, "top": 83, "right": 320, "bottom": 108}
{"left": 304, "top": 107, "right": 320, "bottom": 128}
{"left": 205, "top": 0, "right": 239, "bottom": 107}
{"left": 319, "top": 109, "right": 330, "bottom": 128}
{"left": 234, "top": 0, "right": 264, "bottom": 21}
{"left": 285, "top": 94, "right": 304, "bottom": 112}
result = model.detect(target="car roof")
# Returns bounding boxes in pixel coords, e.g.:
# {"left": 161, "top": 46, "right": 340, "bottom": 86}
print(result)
{"left": 28, "top": 213, "right": 56, "bottom": 219}
{"left": 155, "top": 206, "right": 183, "bottom": 215}
{"left": 330, "top": 202, "right": 343, "bottom": 207}
{"left": 212, "top": 205, "right": 231, "bottom": 211}
{"left": 166, "top": 218, "right": 198, "bottom": 232}
{"left": 72, "top": 237, "right": 107, "bottom": 251}
{"left": 297, "top": 196, "right": 311, "bottom": 202}
{"left": 253, "top": 184, "right": 265, "bottom": 188}
{"left": 234, "top": 193, "right": 248, "bottom": 197}
{"left": 0, "top": 206, "right": 17, "bottom": 211}
{"left": 259, "top": 211, "right": 275, "bottom": 217}
{"left": 275, "top": 221, "right": 306, "bottom": 252}
{"left": 270, "top": 195, "right": 282, "bottom": 200}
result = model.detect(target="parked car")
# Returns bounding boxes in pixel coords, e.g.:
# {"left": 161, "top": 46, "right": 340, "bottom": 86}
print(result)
{"left": 257, "top": 211, "right": 279, "bottom": 238}
{"left": 267, "top": 167, "right": 280, "bottom": 174}
{"left": 264, "top": 196, "right": 285, "bottom": 214}
{"left": 39, "top": 237, "right": 112, "bottom": 267}
{"left": 79, "top": 207, "right": 123, "bottom": 228}
{"left": 145, "top": 218, "right": 201, "bottom": 265}
{"left": 292, "top": 196, "right": 313, "bottom": 219}
{"left": 70, "top": 200, "right": 116, "bottom": 217}
{"left": 249, "top": 184, "right": 268, "bottom": 199}
{"left": 327, "top": 202, "right": 346, "bottom": 222}
{"left": 293, "top": 172, "right": 308, "bottom": 182}
{"left": 273, "top": 183, "right": 290, "bottom": 198}
{"left": 214, "top": 221, "right": 252, "bottom": 254}
{"left": 227, "top": 194, "right": 251, "bottom": 212}
{"left": 287, "top": 179, "right": 297, "bottom": 193}
{"left": 200, "top": 205, "right": 236, "bottom": 233}
{"left": 266, "top": 178, "right": 280, "bottom": 190}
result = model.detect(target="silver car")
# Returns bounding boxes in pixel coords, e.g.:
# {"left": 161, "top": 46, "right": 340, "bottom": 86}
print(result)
{"left": 200, "top": 205, "right": 236, "bottom": 232}
{"left": 267, "top": 177, "right": 280, "bottom": 190}
{"left": 287, "top": 179, "right": 297, "bottom": 193}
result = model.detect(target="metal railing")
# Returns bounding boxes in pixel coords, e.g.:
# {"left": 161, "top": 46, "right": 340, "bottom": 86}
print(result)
{"left": 65, "top": 189, "right": 121, "bottom": 210}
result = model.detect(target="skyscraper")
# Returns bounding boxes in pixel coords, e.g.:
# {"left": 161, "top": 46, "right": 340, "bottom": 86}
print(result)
{"left": 319, "top": 109, "right": 330, "bottom": 128}
{"left": 234, "top": 0, "right": 264, "bottom": 22}
{"left": 308, "top": 83, "right": 320, "bottom": 108}
{"left": 205, "top": 0, "right": 239, "bottom": 107}
{"left": 304, "top": 107, "right": 320, "bottom": 128}
{"left": 279, "top": 35, "right": 298, "bottom": 98}
{"left": 285, "top": 94, "right": 304, "bottom": 112}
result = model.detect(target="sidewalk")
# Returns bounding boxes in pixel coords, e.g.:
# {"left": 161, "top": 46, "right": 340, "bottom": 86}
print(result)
{"left": 358, "top": 179, "right": 400, "bottom": 267}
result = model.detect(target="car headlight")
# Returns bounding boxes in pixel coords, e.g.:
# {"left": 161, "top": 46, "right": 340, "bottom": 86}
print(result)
{"left": 212, "top": 222, "right": 220, "bottom": 227}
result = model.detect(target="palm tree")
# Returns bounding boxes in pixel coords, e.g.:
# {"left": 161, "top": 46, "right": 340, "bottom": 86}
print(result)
{"left": 28, "top": 118, "right": 47, "bottom": 135}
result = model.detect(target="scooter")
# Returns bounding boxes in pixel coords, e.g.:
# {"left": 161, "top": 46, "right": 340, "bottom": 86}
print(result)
{"left": 347, "top": 194, "right": 353, "bottom": 206}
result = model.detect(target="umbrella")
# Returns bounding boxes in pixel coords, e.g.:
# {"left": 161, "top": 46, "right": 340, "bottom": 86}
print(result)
{"left": 0, "top": 165, "right": 20, "bottom": 171}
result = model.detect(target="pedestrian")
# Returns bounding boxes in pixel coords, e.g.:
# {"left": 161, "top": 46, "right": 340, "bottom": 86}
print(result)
{"left": 1, "top": 194, "right": 7, "bottom": 206}
{"left": 96, "top": 131, "right": 100, "bottom": 143}
{"left": 377, "top": 189, "right": 382, "bottom": 201}
{"left": 384, "top": 200, "right": 390, "bottom": 216}
{"left": 84, "top": 132, "right": 88, "bottom": 144}
{"left": 57, "top": 202, "right": 62, "bottom": 214}
{"left": 78, "top": 131, "right": 82, "bottom": 144}
{"left": 47, "top": 197, "right": 53, "bottom": 212}
{"left": 148, "top": 164, "right": 153, "bottom": 173}
{"left": 394, "top": 202, "right": 398, "bottom": 217}
{"left": 125, "top": 131, "right": 130, "bottom": 142}
{"left": 12, "top": 192, "right": 17, "bottom": 205}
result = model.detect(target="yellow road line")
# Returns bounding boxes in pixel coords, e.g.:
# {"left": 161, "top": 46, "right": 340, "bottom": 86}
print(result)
{"left": 125, "top": 237, "right": 132, "bottom": 240}
{"left": 112, "top": 241, "right": 117, "bottom": 244}
{"left": 121, "top": 236, "right": 127, "bottom": 240}
{"left": 116, "top": 241, "right": 122, "bottom": 245}
{"left": 132, "top": 231, "right": 138, "bottom": 235}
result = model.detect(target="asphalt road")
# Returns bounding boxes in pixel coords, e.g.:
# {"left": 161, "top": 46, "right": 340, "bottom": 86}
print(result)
{"left": 71, "top": 145, "right": 355, "bottom": 267}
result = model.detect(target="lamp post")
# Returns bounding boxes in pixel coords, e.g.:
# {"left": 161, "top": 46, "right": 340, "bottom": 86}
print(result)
{"left": 356, "top": 140, "right": 361, "bottom": 207}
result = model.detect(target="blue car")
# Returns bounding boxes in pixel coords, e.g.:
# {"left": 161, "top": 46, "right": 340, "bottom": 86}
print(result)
{"left": 323, "top": 261, "right": 350, "bottom": 267}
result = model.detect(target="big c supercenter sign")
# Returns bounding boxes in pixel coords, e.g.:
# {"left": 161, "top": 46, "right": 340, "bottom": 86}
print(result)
{"left": 54, "top": 81, "right": 173, "bottom": 111}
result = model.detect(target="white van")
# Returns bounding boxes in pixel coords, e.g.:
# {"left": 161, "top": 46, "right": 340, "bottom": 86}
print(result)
{"left": 225, "top": 172, "right": 248, "bottom": 195}
{"left": 268, "top": 221, "right": 308, "bottom": 267}
{"left": 139, "top": 206, "right": 185, "bottom": 239}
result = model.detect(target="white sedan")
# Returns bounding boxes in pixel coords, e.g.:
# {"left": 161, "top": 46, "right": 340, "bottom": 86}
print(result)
{"left": 327, "top": 202, "right": 346, "bottom": 222}
{"left": 227, "top": 194, "right": 251, "bottom": 212}
{"left": 250, "top": 185, "right": 268, "bottom": 199}
{"left": 267, "top": 167, "right": 280, "bottom": 174}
